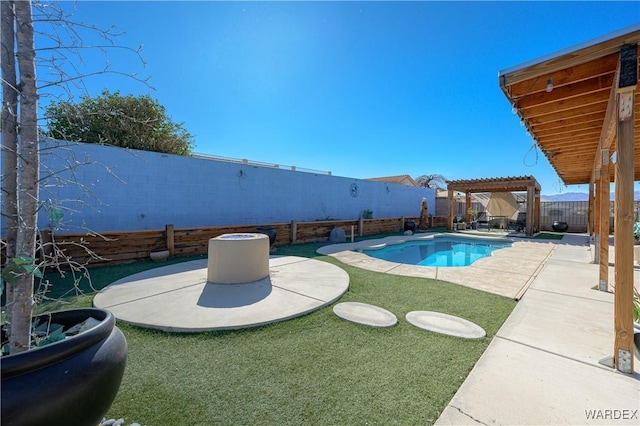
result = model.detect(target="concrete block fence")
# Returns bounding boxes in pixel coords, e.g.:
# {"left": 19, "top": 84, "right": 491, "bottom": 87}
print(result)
{"left": 18, "top": 139, "right": 435, "bottom": 234}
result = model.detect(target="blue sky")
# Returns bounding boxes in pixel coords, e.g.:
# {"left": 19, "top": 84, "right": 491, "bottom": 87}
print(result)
{"left": 39, "top": 1, "right": 640, "bottom": 195}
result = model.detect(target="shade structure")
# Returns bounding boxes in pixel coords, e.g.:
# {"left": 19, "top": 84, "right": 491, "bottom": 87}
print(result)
{"left": 499, "top": 25, "right": 639, "bottom": 374}
{"left": 499, "top": 24, "right": 640, "bottom": 185}
{"left": 486, "top": 192, "right": 520, "bottom": 220}
{"left": 447, "top": 176, "right": 541, "bottom": 236}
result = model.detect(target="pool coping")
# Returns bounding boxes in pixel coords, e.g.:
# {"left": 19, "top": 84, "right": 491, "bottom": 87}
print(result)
{"left": 316, "top": 233, "right": 557, "bottom": 300}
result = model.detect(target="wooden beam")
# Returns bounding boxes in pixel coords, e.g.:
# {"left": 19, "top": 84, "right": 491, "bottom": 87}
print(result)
{"left": 594, "top": 170, "right": 601, "bottom": 258}
{"left": 612, "top": 43, "right": 636, "bottom": 374}
{"left": 530, "top": 111, "right": 605, "bottom": 133}
{"left": 165, "top": 224, "right": 175, "bottom": 256}
{"left": 526, "top": 100, "right": 609, "bottom": 125}
{"left": 534, "top": 190, "right": 541, "bottom": 233}
{"left": 589, "top": 182, "right": 596, "bottom": 236}
{"left": 465, "top": 192, "right": 471, "bottom": 222}
{"left": 534, "top": 120, "right": 605, "bottom": 139}
{"left": 516, "top": 73, "right": 615, "bottom": 109}
{"left": 526, "top": 186, "right": 535, "bottom": 236}
{"left": 590, "top": 62, "right": 621, "bottom": 187}
{"left": 447, "top": 188, "right": 454, "bottom": 231}
{"left": 448, "top": 182, "right": 539, "bottom": 192}
{"left": 601, "top": 71, "right": 623, "bottom": 152}
{"left": 520, "top": 89, "right": 610, "bottom": 119}
{"left": 598, "top": 153, "right": 610, "bottom": 291}
{"left": 539, "top": 129, "right": 604, "bottom": 144}
{"left": 504, "top": 52, "right": 620, "bottom": 95}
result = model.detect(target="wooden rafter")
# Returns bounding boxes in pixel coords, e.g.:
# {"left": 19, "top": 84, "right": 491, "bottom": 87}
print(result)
{"left": 447, "top": 176, "right": 540, "bottom": 193}
{"left": 500, "top": 26, "right": 640, "bottom": 186}
{"left": 500, "top": 25, "right": 639, "bottom": 375}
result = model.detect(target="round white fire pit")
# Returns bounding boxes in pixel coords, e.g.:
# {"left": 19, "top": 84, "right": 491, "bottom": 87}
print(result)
{"left": 207, "top": 233, "right": 270, "bottom": 284}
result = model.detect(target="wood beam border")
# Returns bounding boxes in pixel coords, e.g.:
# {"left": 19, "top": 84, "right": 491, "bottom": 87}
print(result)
{"left": 612, "top": 43, "right": 636, "bottom": 374}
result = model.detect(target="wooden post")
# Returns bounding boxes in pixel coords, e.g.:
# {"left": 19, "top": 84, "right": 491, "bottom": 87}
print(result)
{"left": 465, "top": 192, "right": 471, "bottom": 222}
{"left": 588, "top": 181, "right": 595, "bottom": 235}
{"left": 612, "top": 43, "right": 636, "bottom": 374}
{"left": 358, "top": 215, "right": 364, "bottom": 237}
{"left": 290, "top": 220, "right": 297, "bottom": 243}
{"left": 533, "top": 190, "right": 540, "bottom": 232}
{"left": 165, "top": 224, "right": 174, "bottom": 256}
{"left": 447, "top": 188, "right": 454, "bottom": 231}
{"left": 593, "top": 172, "right": 601, "bottom": 264}
{"left": 598, "top": 152, "right": 610, "bottom": 291}
{"left": 525, "top": 186, "right": 535, "bottom": 236}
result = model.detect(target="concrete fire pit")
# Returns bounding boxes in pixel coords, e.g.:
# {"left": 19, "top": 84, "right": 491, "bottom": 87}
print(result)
{"left": 207, "top": 233, "right": 270, "bottom": 284}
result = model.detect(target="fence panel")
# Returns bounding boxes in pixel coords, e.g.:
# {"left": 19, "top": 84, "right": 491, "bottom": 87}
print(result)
{"left": 42, "top": 216, "right": 420, "bottom": 267}
{"left": 539, "top": 201, "right": 589, "bottom": 231}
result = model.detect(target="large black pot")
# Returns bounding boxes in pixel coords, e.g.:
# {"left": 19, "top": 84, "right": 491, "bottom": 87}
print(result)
{"left": 1, "top": 308, "right": 127, "bottom": 426}
{"left": 404, "top": 221, "right": 416, "bottom": 231}
{"left": 552, "top": 221, "right": 569, "bottom": 232}
{"left": 256, "top": 226, "right": 277, "bottom": 245}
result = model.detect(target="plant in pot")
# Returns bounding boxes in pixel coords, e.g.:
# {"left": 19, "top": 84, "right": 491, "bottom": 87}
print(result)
{"left": 1, "top": 2, "right": 128, "bottom": 424}
{"left": 467, "top": 208, "right": 478, "bottom": 229}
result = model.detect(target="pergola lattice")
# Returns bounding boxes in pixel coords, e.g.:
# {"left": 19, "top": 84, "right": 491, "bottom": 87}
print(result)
{"left": 446, "top": 176, "right": 541, "bottom": 236}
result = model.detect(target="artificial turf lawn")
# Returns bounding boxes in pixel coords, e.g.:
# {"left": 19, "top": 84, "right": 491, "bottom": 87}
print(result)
{"left": 42, "top": 240, "right": 516, "bottom": 425}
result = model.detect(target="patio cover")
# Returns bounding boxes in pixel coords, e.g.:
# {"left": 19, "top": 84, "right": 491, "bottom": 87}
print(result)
{"left": 446, "top": 176, "right": 540, "bottom": 235}
{"left": 499, "top": 24, "right": 639, "bottom": 374}
{"left": 499, "top": 24, "right": 640, "bottom": 186}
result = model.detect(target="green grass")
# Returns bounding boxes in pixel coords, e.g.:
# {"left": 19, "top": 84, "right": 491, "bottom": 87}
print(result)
{"left": 40, "top": 239, "right": 516, "bottom": 425}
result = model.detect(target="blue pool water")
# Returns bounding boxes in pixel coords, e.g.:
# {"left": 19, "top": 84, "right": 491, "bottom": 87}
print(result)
{"left": 359, "top": 237, "right": 512, "bottom": 267}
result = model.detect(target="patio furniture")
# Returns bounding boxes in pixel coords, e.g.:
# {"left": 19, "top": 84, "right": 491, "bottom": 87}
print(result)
{"left": 476, "top": 212, "right": 490, "bottom": 231}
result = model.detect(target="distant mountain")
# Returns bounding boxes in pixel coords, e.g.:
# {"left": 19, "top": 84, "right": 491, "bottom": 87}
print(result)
{"left": 540, "top": 192, "right": 588, "bottom": 201}
{"left": 541, "top": 191, "right": 640, "bottom": 201}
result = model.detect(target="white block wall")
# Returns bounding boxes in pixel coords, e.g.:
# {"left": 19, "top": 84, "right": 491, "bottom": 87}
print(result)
{"left": 6, "top": 139, "right": 435, "bottom": 233}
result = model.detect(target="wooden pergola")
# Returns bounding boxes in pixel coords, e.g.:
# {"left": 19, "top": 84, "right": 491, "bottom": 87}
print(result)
{"left": 499, "top": 24, "right": 639, "bottom": 374}
{"left": 446, "top": 176, "right": 541, "bottom": 236}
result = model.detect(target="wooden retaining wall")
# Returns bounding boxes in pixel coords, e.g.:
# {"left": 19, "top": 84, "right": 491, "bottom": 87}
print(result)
{"left": 42, "top": 216, "right": 421, "bottom": 267}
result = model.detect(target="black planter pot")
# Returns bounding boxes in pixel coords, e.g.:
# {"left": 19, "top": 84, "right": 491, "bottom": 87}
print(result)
{"left": 552, "top": 221, "right": 569, "bottom": 232}
{"left": 404, "top": 221, "right": 416, "bottom": 231}
{"left": 1, "top": 308, "right": 127, "bottom": 426}
{"left": 256, "top": 226, "right": 277, "bottom": 245}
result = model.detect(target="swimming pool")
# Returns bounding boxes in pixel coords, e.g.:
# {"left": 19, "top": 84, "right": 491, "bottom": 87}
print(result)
{"left": 358, "top": 237, "right": 512, "bottom": 267}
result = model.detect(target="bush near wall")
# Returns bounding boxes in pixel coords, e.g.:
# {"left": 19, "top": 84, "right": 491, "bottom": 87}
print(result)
{"left": 42, "top": 216, "right": 421, "bottom": 267}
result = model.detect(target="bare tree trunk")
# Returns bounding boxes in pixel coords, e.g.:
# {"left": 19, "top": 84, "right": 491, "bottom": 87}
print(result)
{"left": 1, "top": 0, "right": 18, "bottom": 325}
{"left": 9, "top": 0, "right": 39, "bottom": 354}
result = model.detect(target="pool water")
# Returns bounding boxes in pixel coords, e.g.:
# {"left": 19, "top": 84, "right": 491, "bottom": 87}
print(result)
{"left": 359, "top": 237, "right": 512, "bottom": 267}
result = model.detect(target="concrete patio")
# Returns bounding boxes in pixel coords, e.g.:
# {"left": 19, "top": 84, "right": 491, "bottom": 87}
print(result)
{"left": 436, "top": 234, "right": 640, "bottom": 425}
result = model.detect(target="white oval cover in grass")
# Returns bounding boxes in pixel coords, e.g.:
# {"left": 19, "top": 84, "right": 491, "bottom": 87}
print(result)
{"left": 333, "top": 302, "right": 398, "bottom": 327}
{"left": 406, "top": 311, "right": 486, "bottom": 339}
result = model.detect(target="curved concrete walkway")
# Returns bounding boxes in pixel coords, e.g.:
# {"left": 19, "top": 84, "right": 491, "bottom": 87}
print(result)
{"left": 94, "top": 256, "right": 349, "bottom": 332}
